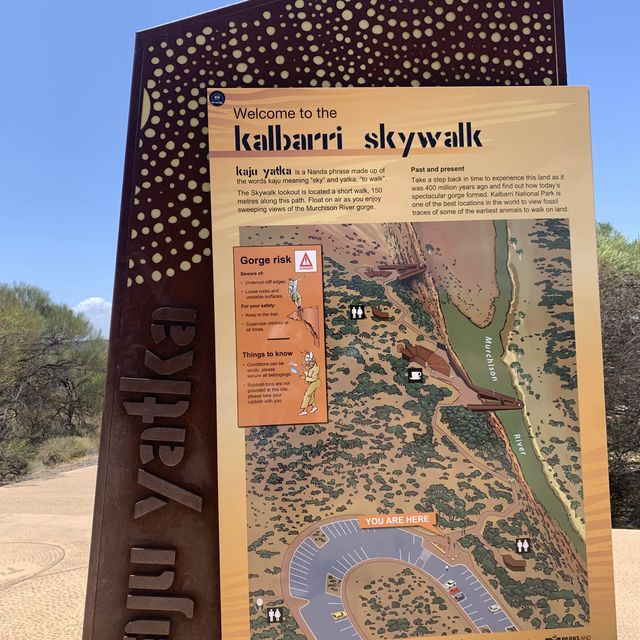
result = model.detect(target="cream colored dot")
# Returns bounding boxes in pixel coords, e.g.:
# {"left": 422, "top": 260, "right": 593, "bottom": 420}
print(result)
{"left": 543, "top": 77, "right": 553, "bottom": 86}
{"left": 301, "top": 21, "right": 312, "bottom": 31}
{"left": 128, "top": 259, "right": 134, "bottom": 268}
{"left": 203, "top": 183, "right": 211, "bottom": 192}
{"left": 135, "top": 275, "right": 144, "bottom": 285}
{"left": 192, "top": 219, "right": 201, "bottom": 228}
{"left": 145, "top": 128, "right": 156, "bottom": 138}
{"left": 196, "top": 35, "right": 206, "bottom": 45}
{"left": 131, "top": 229, "right": 138, "bottom": 239}
{"left": 152, "top": 271, "right": 162, "bottom": 282}
{"left": 137, "top": 212, "right": 145, "bottom": 221}
{"left": 192, "top": 254, "right": 202, "bottom": 264}
{"left": 181, "top": 207, "right": 192, "bottom": 218}
{"left": 166, "top": 268, "right": 176, "bottom": 277}
{"left": 342, "top": 9, "right": 353, "bottom": 20}
{"left": 359, "top": 19, "right": 369, "bottom": 29}
{"left": 127, "top": 277, "right": 132, "bottom": 287}
{"left": 180, "top": 261, "right": 191, "bottom": 272}
{"left": 372, "top": 24, "right": 383, "bottom": 34}
{"left": 151, "top": 209, "right": 161, "bottom": 219}
{"left": 184, "top": 241, "right": 194, "bottom": 250}
{"left": 203, "top": 248, "right": 212, "bottom": 257}
{"left": 169, "top": 216, "right": 178, "bottom": 224}
{"left": 199, "top": 228, "right": 210, "bottom": 240}
{"left": 188, "top": 180, "right": 198, "bottom": 190}
{"left": 153, "top": 223, "right": 164, "bottom": 233}
{"left": 445, "top": 11, "right": 456, "bottom": 22}
{"left": 491, "top": 32, "right": 502, "bottom": 42}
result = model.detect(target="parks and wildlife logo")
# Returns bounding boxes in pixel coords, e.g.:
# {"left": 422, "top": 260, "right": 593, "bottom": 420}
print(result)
{"left": 544, "top": 634, "right": 592, "bottom": 640}
{"left": 209, "top": 90, "right": 226, "bottom": 107}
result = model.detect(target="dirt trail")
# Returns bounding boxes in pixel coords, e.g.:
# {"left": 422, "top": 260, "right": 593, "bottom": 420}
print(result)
{"left": 0, "top": 463, "right": 96, "bottom": 640}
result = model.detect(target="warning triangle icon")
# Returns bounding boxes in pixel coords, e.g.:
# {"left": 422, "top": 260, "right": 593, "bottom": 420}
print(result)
{"left": 299, "top": 252, "right": 313, "bottom": 268}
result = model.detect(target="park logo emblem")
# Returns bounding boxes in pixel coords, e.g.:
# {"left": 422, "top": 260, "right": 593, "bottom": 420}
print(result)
{"left": 209, "top": 90, "right": 225, "bottom": 106}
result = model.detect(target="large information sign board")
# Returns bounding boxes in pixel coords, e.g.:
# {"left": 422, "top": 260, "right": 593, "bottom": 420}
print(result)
{"left": 83, "top": 2, "right": 569, "bottom": 639}
{"left": 208, "top": 87, "right": 616, "bottom": 640}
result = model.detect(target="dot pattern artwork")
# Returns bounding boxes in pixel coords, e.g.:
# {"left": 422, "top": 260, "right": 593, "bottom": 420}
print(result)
{"left": 125, "top": 0, "right": 566, "bottom": 287}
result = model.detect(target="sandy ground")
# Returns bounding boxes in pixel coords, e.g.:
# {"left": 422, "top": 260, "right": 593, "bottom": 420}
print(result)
{"left": 0, "top": 463, "right": 637, "bottom": 639}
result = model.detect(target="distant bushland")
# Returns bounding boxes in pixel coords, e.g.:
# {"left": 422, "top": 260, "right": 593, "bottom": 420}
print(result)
{"left": 597, "top": 224, "right": 640, "bottom": 528}
{"left": 0, "top": 284, "right": 107, "bottom": 482}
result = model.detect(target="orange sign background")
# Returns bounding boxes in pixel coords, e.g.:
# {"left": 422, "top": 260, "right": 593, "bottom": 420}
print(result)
{"left": 233, "top": 244, "right": 327, "bottom": 427}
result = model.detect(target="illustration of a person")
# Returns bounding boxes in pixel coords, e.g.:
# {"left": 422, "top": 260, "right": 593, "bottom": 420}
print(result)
{"left": 299, "top": 351, "right": 321, "bottom": 416}
{"left": 288, "top": 276, "right": 304, "bottom": 309}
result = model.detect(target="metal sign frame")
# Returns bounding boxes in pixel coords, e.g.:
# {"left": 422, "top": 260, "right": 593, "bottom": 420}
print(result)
{"left": 83, "top": 2, "right": 567, "bottom": 638}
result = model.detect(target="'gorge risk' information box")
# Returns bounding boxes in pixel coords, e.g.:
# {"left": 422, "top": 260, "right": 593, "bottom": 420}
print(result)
{"left": 208, "top": 87, "right": 616, "bottom": 640}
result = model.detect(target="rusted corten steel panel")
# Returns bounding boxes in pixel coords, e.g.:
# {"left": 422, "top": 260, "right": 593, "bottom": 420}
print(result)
{"left": 83, "top": 1, "right": 566, "bottom": 638}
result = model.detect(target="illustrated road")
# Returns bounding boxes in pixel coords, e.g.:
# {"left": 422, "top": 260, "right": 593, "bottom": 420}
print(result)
{"left": 286, "top": 518, "right": 515, "bottom": 639}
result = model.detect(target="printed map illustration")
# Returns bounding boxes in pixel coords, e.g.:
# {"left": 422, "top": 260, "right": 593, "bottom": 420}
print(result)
{"left": 240, "top": 219, "right": 587, "bottom": 639}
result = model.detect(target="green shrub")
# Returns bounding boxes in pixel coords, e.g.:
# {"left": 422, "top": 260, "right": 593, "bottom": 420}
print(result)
{"left": 0, "top": 439, "right": 32, "bottom": 481}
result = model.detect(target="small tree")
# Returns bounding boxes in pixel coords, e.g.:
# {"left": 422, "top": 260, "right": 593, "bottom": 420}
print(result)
{"left": 0, "top": 284, "right": 107, "bottom": 479}
{"left": 597, "top": 224, "right": 640, "bottom": 527}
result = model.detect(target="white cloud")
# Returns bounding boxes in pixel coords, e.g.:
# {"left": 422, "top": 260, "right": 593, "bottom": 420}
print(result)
{"left": 73, "top": 297, "right": 112, "bottom": 337}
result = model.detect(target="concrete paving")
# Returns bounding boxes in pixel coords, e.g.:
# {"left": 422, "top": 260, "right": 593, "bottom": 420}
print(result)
{"left": 0, "top": 463, "right": 638, "bottom": 639}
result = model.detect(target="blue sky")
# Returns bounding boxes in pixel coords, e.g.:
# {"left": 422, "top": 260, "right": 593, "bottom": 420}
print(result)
{"left": 0, "top": 1, "right": 637, "bottom": 335}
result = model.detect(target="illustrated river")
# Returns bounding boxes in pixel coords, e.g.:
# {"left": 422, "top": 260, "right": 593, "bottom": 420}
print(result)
{"left": 438, "top": 220, "right": 586, "bottom": 559}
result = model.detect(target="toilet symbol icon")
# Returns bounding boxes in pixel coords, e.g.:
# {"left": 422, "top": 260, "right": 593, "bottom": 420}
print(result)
{"left": 349, "top": 304, "right": 366, "bottom": 320}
